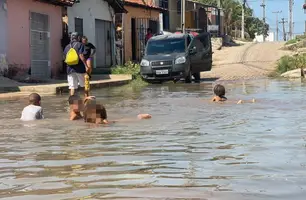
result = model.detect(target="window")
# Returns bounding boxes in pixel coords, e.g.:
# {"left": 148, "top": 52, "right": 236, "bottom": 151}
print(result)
{"left": 75, "top": 18, "right": 83, "bottom": 36}
{"left": 146, "top": 38, "right": 186, "bottom": 55}
{"left": 177, "top": 0, "right": 181, "bottom": 14}
{"left": 159, "top": 0, "right": 168, "bottom": 9}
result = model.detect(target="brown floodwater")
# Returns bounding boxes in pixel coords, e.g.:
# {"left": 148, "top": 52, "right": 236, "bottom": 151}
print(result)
{"left": 0, "top": 79, "right": 306, "bottom": 200}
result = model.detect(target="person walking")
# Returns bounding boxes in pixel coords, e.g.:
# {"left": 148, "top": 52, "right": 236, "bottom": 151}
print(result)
{"left": 81, "top": 36, "right": 96, "bottom": 97}
{"left": 64, "top": 32, "right": 89, "bottom": 96}
{"left": 81, "top": 36, "right": 96, "bottom": 75}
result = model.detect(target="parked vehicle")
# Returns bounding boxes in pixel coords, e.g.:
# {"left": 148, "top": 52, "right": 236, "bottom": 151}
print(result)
{"left": 140, "top": 32, "right": 213, "bottom": 83}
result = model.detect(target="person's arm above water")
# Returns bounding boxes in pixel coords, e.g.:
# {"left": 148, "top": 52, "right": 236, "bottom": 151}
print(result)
{"left": 237, "top": 99, "right": 256, "bottom": 104}
{"left": 89, "top": 43, "right": 96, "bottom": 57}
{"left": 112, "top": 114, "right": 152, "bottom": 123}
{"left": 78, "top": 43, "right": 89, "bottom": 72}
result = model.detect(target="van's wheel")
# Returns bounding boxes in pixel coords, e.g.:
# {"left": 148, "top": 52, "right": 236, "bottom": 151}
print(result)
{"left": 193, "top": 72, "right": 201, "bottom": 83}
{"left": 185, "top": 70, "right": 192, "bottom": 83}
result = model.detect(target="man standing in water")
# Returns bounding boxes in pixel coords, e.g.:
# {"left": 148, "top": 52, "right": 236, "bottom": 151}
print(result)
{"left": 64, "top": 32, "right": 89, "bottom": 96}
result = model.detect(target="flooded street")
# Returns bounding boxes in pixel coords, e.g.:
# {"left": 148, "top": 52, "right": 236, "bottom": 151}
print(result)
{"left": 1, "top": 79, "right": 306, "bottom": 199}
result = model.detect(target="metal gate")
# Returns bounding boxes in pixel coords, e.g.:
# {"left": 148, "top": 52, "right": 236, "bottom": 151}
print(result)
{"left": 95, "top": 19, "right": 113, "bottom": 68}
{"left": 30, "top": 12, "right": 50, "bottom": 79}
{"left": 133, "top": 18, "right": 159, "bottom": 61}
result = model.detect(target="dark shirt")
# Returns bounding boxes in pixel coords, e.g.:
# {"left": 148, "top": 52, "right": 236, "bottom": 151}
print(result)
{"left": 64, "top": 41, "right": 86, "bottom": 74}
{"left": 84, "top": 43, "right": 96, "bottom": 59}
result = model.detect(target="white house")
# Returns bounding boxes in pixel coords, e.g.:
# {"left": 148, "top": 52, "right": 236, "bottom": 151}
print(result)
{"left": 67, "top": 0, "right": 125, "bottom": 71}
{"left": 0, "top": 0, "right": 8, "bottom": 73}
{"left": 253, "top": 32, "right": 275, "bottom": 42}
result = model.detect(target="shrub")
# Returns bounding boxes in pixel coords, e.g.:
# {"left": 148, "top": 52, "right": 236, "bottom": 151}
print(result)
{"left": 276, "top": 54, "right": 306, "bottom": 74}
{"left": 285, "top": 39, "right": 298, "bottom": 45}
{"left": 111, "top": 61, "right": 141, "bottom": 80}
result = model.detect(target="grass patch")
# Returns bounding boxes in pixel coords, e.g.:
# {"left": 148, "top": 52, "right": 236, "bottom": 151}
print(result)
{"left": 285, "top": 34, "right": 306, "bottom": 45}
{"left": 111, "top": 61, "right": 148, "bottom": 86}
{"left": 276, "top": 53, "right": 306, "bottom": 74}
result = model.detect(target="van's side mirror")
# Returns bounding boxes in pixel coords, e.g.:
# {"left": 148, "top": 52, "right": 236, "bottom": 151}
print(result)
{"left": 189, "top": 47, "right": 197, "bottom": 55}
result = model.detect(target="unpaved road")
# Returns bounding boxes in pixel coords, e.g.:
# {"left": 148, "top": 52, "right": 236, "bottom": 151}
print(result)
{"left": 202, "top": 42, "right": 291, "bottom": 80}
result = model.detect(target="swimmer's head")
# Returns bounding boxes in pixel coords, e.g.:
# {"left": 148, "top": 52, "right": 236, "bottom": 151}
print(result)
{"left": 68, "top": 95, "right": 83, "bottom": 112}
{"left": 213, "top": 84, "right": 226, "bottom": 97}
{"left": 29, "top": 93, "right": 41, "bottom": 106}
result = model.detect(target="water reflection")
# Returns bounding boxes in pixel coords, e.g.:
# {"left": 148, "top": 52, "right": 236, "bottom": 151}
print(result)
{"left": 0, "top": 79, "right": 306, "bottom": 199}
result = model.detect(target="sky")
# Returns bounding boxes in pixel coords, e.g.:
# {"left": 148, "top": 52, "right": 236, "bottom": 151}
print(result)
{"left": 247, "top": 0, "right": 305, "bottom": 40}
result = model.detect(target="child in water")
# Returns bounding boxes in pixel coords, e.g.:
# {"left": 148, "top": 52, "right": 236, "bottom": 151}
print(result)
{"left": 211, "top": 84, "right": 255, "bottom": 104}
{"left": 83, "top": 98, "right": 151, "bottom": 124}
{"left": 20, "top": 93, "right": 44, "bottom": 121}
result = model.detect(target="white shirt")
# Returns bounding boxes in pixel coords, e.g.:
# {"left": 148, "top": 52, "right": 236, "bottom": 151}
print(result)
{"left": 20, "top": 105, "right": 44, "bottom": 121}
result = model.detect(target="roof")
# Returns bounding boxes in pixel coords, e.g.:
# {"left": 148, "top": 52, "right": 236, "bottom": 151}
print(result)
{"left": 124, "top": 0, "right": 164, "bottom": 11}
{"left": 35, "top": 0, "right": 76, "bottom": 7}
{"left": 35, "top": 0, "right": 127, "bottom": 13}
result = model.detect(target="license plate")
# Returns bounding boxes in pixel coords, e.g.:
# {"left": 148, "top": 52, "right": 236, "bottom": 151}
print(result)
{"left": 156, "top": 70, "right": 169, "bottom": 75}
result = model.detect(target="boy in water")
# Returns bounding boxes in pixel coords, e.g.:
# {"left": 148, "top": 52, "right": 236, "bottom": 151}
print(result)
{"left": 211, "top": 84, "right": 255, "bottom": 104}
{"left": 68, "top": 95, "right": 84, "bottom": 120}
{"left": 20, "top": 93, "right": 44, "bottom": 121}
{"left": 211, "top": 84, "right": 227, "bottom": 102}
{"left": 83, "top": 98, "right": 151, "bottom": 124}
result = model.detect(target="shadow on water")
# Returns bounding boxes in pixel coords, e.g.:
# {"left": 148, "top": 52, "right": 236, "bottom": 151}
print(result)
{"left": 0, "top": 78, "right": 306, "bottom": 199}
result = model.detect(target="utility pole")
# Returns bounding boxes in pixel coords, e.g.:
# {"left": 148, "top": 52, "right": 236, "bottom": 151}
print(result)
{"left": 181, "top": 0, "right": 186, "bottom": 34}
{"left": 241, "top": 0, "right": 246, "bottom": 40}
{"left": 280, "top": 18, "right": 287, "bottom": 41}
{"left": 272, "top": 11, "right": 282, "bottom": 41}
{"left": 289, "top": 0, "right": 294, "bottom": 40}
{"left": 260, "top": 0, "right": 266, "bottom": 41}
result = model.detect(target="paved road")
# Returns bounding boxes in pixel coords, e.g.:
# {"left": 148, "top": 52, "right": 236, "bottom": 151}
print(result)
{"left": 202, "top": 42, "right": 291, "bottom": 81}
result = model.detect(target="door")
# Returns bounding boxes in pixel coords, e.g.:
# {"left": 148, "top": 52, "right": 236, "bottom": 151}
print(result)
{"left": 95, "top": 19, "right": 113, "bottom": 68}
{"left": 195, "top": 33, "right": 212, "bottom": 72}
{"left": 131, "top": 18, "right": 136, "bottom": 61}
{"left": 189, "top": 37, "right": 204, "bottom": 73}
{"left": 30, "top": 12, "right": 50, "bottom": 79}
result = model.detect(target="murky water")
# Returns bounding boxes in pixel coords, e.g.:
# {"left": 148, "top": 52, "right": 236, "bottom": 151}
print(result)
{"left": 1, "top": 79, "right": 306, "bottom": 200}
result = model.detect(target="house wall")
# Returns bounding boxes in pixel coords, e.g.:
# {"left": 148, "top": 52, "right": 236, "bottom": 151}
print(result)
{"left": 7, "top": 0, "right": 62, "bottom": 76}
{"left": 0, "top": 0, "right": 7, "bottom": 72}
{"left": 123, "top": 6, "right": 160, "bottom": 61}
{"left": 67, "top": 0, "right": 114, "bottom": 68}
{"left": 168, "top": 0, "right": 180, "bottom": 32}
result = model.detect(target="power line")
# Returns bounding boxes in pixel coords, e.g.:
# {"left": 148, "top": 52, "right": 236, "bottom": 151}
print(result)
{"left": 260, "top": 0, "right": 266, "bottom": 41}
{"left": 272, "top": 11, "right": 282, "bottom": 41}
{"left": 280, "top": 18, "right": 288, "bottom": 41}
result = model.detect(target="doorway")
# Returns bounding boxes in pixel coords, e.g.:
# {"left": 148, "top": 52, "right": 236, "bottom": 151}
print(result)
{"left": 30, "top": 12, "right": 50, "bottom": 79}
{"left": 131, "top": 18, "right": 136, "bottom": 61}
{"left": 95, "top": 19, "right": 113, "bottom": 68}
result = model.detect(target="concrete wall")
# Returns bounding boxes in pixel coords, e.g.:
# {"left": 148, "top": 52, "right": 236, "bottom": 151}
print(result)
{"left": 168, "top": 0, "right": 180, "bottom": 32}
{"left": 123, "top": 6, "right": 160, "bottom": 61}
{"left": 67, "top": 0, "right": 114, "bottom": 68}
{"left": 7, "top": 0, "right": 62, "bottom": 76}
{"left": 0, "top": 0, "right": 7, "bottom": 72}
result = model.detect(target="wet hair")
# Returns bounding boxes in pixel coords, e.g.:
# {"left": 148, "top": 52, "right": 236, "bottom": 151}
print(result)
{"left": 213, "top": 84, "right": 226, "bottom": 97}
{"left": 68, "top": 95, "right": 81, "bottom": 105}
{"left": 29, "top": 93, "right": 41, "bottom": 105}
{"left": 83, "top": 99, "right": 107, "bottom": 123}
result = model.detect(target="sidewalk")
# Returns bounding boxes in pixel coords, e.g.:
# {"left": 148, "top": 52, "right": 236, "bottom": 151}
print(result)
{"left": 0, "top": 74, "right": 132, "bottom": 99}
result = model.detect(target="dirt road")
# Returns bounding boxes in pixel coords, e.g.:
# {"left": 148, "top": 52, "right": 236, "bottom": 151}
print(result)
{"left": 202, "top": 42, "right": 291, "bottom": 80}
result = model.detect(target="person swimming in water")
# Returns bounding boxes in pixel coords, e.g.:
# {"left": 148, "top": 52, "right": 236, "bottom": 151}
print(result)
{"left": 211, "top": 84, "right": 255, "bottom": 104}
{"left": 211, "top": 84, "right": 227, "bottom": 102}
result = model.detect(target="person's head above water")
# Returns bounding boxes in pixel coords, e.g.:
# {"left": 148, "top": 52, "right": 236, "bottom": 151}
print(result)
{"left": 213, "top": 84, "right": 226, "bottom": 98}
{"left": 83, "top": 98, "right": 108, "bottom": 124}
{"left": 68, "top": 94, "right": 83, "bottom": 112}
{"left": 29, "top": 93, "right": 41, "bottom": 106}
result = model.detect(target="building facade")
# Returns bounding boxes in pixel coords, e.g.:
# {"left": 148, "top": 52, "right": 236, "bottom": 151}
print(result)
{"left": 121, "top": 0, "right": 162, "bottom": 62}
{"left": 6, "top": 0, "right": 67, "bottom": 79}
{"left": 0, "top": 0, "right": 7, "bottom": 73}
{"left": 66, "top": 0, "right": 125, "bottom": 72}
